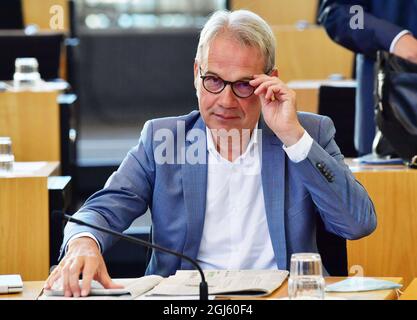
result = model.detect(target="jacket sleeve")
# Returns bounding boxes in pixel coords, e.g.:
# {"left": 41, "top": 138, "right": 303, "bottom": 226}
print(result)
{"left": 60, "top": 120, "right": 156, "bottom": 257}
{"left": 291, "top": 115, "right": 377, "bottom": 240}
{"left": 318, "top": 0, "right": 404, "bottom": 58}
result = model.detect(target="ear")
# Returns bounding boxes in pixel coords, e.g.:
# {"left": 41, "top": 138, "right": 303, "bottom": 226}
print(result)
{"left": 193, "top": 60, "right": 199, "bottom": 89}
{"left": 270, "top": 68, "right": 279, "bottom": 78}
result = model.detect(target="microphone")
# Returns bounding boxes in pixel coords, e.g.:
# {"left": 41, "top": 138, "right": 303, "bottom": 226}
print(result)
{"left": 55, "top": 211, "right": 209, "bottom": 300}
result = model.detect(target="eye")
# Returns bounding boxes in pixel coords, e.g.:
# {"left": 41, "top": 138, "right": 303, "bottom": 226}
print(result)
{"left": 203, "top": 75, "right": 223, "bottom": 91}
{"left": 234, "top": 81, "right": 254, "bottom": 94}
{"left": 234, "top": 81, "right": 252, "bottom": 89}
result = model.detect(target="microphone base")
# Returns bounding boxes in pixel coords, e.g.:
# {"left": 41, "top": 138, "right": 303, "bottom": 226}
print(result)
{"left": 200, "top": 281, "right": 209, "bottom": 301}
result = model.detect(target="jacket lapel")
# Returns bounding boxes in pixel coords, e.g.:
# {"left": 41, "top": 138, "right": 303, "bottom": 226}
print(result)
{"left": 180, "top": 115, "right": 287, "bottom": 270}
{"left": 180, "top": 116, "right": 208, "bottom": 269}
{"left": 259, "top": 118, "right": 287, "bottom": 270}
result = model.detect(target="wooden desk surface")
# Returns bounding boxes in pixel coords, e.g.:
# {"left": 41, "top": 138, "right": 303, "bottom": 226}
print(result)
{"left": 400, "top": 278, "right": 417, "bottom": 300}
{"left": 345, "top": 158, "right": 415, "bottom": 173}
{"left": 0, "top": 277, "right": 403, "bottom": 300}
{"left": 0, "top": 161, "right": 60, "bottom": 178}
{"left": 0, "top": 281, "right": 45, "bottom": 300}
{"left": 342, "top": 159, "right": 417, "bottom": 287}
{"left": 265, "top": 277, "right": 403, "bottom": 301}
{"left": 0, "top": 162, "right": 60, "bottom": 281}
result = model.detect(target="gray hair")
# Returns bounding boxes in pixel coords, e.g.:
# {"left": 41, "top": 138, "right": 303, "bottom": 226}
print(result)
{"left": 195, "top": 10, "right": 276, "bottom": 73}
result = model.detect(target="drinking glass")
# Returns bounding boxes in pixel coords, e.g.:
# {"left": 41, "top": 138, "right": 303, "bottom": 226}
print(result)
{"left": 0, "top": 137, "right": 14, "bottom": 173}
{"left": 288, "top": 253, "right": 325, "bottom": 300}
{"left": 13, "top": 57, "right": 41, "bottom": 88}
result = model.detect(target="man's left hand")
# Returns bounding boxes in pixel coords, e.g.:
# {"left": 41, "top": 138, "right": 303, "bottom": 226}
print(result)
{"left": 250, "top": 74, "right": 304, "bottom": 147}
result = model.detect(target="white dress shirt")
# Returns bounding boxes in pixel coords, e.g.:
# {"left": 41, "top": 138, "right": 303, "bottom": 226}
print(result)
{"left": 390, "top": 30, "right": 412, "bottom": 53}
{"left": 196, "top": 124, "right": 313, "bottom": 270}
{"left": 67, "top": 123, "right": 314, "bottom": 268}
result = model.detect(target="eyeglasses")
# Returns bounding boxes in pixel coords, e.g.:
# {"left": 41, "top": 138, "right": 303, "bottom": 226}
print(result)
{"left": 199, "top": 67, "right": 255, "bottom": 98}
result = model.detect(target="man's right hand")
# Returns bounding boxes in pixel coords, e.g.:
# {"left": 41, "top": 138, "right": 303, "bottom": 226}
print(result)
{"left": 43, "top": 237, "right": 123, "bottom": 297}
{"left": 393, "top": 34, "right": 417, "bottom": 64}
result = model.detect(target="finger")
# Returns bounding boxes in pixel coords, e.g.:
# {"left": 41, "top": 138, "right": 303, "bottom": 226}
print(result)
{"left": 68, "top": 260, "right": 83, "bottom": 297}
{"left": 252, "top": 73, "right": 277, "bottom": 80}
{"left": 250, "top": 75, "right": 274, "bottom": 86}
{"left": 265, "top": 85, "right": 283, "bottom": 101}
{"left": 97, "top": 265, "right": 124, "bottom": 289}
{"left": 253, "top": 80, "right": 281, "bottom": 96}
{"left": 61, "top": 263, "right": 72, "bottom": 297}
{"left": 265, "top": 85, "right": 295, "bottom": 104}
{"left": 44, "top": 266, "right": 61, "bottom": 289}
{"left": 80, "top": 259, "right": 99, "bottom": 297}
{"left": 250, "top": 74, "right": 281, "bottom": 86}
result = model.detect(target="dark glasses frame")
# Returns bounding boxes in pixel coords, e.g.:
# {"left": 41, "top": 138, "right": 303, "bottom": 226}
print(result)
{"left": 199, "top": 66, "right": 256, "bottom": 98}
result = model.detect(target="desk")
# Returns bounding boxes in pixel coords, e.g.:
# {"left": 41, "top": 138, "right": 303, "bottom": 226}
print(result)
{"left": 0, "top": 277, "right": 402, "bottom": 300}
{"left": 346, "top": 160, "right": 417, "bottom": 287}
{"left": 266, "top": 277, "right": 402, "bottom": 300}
{"left": 0, "top": 162, "right": 60, "bottom": 281}
{"left": 288, "top": 79, "right": 357, "bottom": 114}
{"left": 0, "top": 90, "right": 61, "bottom": 161}
{"left": 400, "top": 278, "right": 417, "bottom": 300}
{"left": 0, "top": 281, "right": 45, "bottom": 300}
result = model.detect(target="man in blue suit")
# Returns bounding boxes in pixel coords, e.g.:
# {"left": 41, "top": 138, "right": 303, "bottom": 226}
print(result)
{"left": 44, "top": 9, "right": 377, "bottom": 297}
{"left": 319, "top": 0, "right": 417, "bottom": 155}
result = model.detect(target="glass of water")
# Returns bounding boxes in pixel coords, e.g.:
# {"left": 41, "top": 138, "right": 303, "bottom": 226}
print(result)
{"left": 288, "top": 253, "right": 325, "bottom": 300}
{"left": 13, "top": 57, "right": 41, "bottom": 89}
{"left": 0, "top": 137, "right": 14, "bottom": 173}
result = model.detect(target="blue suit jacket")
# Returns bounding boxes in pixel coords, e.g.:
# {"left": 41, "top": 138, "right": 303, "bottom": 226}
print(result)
{"left": 319, "top": 0, "right": 417, "bottom": 155}
{"left": 62, "top": 111, "right": 376, "bottom": 276}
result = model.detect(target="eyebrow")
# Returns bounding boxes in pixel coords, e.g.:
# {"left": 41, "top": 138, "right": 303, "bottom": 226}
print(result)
{"left": 204, "top": 69, "right": 253, "bottom": 82}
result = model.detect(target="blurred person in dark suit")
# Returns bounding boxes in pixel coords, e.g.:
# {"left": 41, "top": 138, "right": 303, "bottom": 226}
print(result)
{"left": 319, "top": 0, "right": 417, "bottom": 156}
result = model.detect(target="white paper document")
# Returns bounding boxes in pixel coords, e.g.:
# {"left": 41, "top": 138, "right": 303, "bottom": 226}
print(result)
{"left": 39, "top": 269, "right": 289, "bottom": 300}
{"left": 40, "top": 275, "right": 163, "bottom": 300}
{"left": 143, "top": 269, "right": 289, "bottom": 298}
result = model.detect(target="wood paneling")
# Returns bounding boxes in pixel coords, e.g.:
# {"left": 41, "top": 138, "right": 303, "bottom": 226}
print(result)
{"left": 0, "top": 91, "right": 61, "bottom": 162}
{"left": 22, "top": 0, "right": 69, "bottom": 32}
{"left": 293, "top": 87, "right": 319, "bottom": 113}
{"left": 273, "top": 26, "right": 354, "bottom": 82}
{"left": 0, "top": 162, "right": 60, "bottom": 281}
{"left": 400, "top": 278, "right": 417, "bottom": 300}
{"left": 346, "top": 162, "right": 417, "bottom": 287}
{"left": 231, "top": 0, "right": 319, "bottom": 25}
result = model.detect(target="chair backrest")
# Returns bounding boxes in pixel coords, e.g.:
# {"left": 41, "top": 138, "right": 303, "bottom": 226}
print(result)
{"left": 103, "top": 226, "right": 151, "bottom": 278}
{"left": 0, "top": 31, "right": 64, "bottom": 80}
{"left": 318, "top": 85, "right": 357, "bottom": 158}
{"left": 49, "top": 176, "right": 72, "bottom": 267}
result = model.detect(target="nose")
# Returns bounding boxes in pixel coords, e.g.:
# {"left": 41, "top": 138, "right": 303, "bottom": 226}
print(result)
{"left": 218, "top": 83, "right": 238, "bottom": 108}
